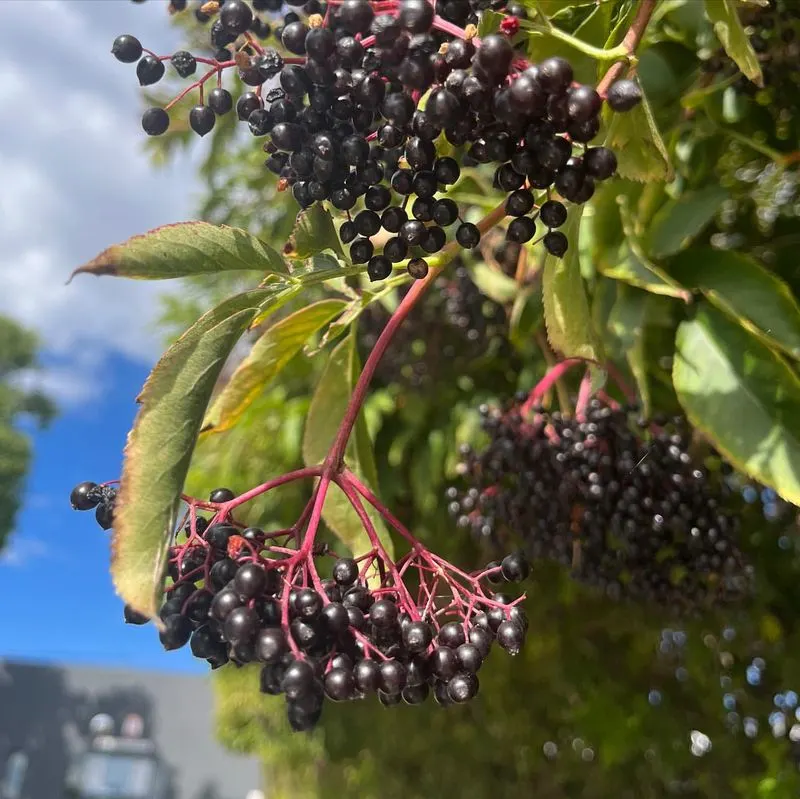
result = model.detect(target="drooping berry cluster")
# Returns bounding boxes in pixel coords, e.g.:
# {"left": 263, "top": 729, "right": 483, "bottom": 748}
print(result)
{"left": 113, "top": 0, "right": 642, "bottom": 279}
{"left": 359, "top": 257, "right": 517, "bottom": 388}
{"left": 450, "top": 394, "right": 753, "bottom": 610}
{"left": 69, "top": 481, "right": 119, "bottom": 531}
{"left": 71, "top": 475, "right": 528, "bottom": 731}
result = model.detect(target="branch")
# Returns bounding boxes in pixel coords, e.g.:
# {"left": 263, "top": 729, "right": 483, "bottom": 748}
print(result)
{"left": 596, "top": 0, "right": 657, "bottom": 97}
{"left": 324, "top": 200, "right": 508, "bottom": 470}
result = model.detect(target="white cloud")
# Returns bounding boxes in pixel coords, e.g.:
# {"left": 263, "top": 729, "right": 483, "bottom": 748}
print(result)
{"left": 0, "top": 0, "right": 199, "bottom": 406}
{"left": 0, "top": 535, "right": 49, "bottom": 568}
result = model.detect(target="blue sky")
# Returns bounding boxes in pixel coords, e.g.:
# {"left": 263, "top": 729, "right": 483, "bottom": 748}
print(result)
{"left": 0, "top": 1, "right": 210, "bottom": 673}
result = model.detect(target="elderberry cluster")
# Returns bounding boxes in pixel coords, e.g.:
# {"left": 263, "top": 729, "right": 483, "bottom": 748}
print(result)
{"left": 69, "top": 481, "right": 118, "bottom": 531}
{"left": 450, "top": 398, "right": 753, "bottom": 610}
{"left": 360, "top": 258, "right": 517, "bottom": 388}
{"left": 70, "top": 481, "right": 529, "bottom": 732}
{"left": 113, "top": 0, "right": 642, "bottom": 279}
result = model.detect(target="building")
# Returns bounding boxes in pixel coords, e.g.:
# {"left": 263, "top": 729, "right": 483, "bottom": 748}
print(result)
{"left": 0, "top": 660, "right": 263, "bottom": 799}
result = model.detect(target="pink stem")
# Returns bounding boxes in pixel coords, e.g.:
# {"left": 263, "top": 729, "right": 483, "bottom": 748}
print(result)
{"left": 575, "top": 368, "right": 594, "bottom": 422}
{"left": 521, "top": 359, "right": 583, "bottom": 416}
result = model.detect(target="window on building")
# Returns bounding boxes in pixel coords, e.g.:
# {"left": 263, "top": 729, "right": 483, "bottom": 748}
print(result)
{"left": 1, "top": 751, "right": 29, "bottom": 799}
{"left": 79, "top": 752, "right": 157, "bottom": 799}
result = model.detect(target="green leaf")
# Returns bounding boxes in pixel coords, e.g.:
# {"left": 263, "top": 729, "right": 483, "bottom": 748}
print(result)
{"left": 644, "top": 185, "right": 729, "bottom": 259}
{"left": 607, "top": 285, "right": 651, "bottom": 414}
{"left": 668, "top": 249, "right": 800, "bottom": 359}
{"left": 71, "top": 222, "right": 288, "bottom": 281}
{"left": 673, "top": 303, "right": 800, "bottom": 506}
{"left": 113, "top": 289, "right": 279, "bottom": 618}
{"left": 201, "top": 299, "right": 347, "bottom": 436}
{"left": 705, "top": 0, "right": 764, "bottom": 87}
{"left": 302, "top": 331, "right": 393, "bottom": 558}
{"left": 543, "top": 206, "right": 602, "bottom": 361}
{"left": 284, "top": 203, "right": 345, "bottom": 260}
{"left": 477, "top": 8, "right": 504, "bottom": 36}
{"left": 470, "top": 262, "right": 520, "bottom": 304}
{"left": 600, "top": 196, "right": 691, "bottom": 299}
{"left": 509, "top": 286, "right": 544, "bottom": 351}
{"left": 603, "top": 91, "right": 672, "bottom": 182}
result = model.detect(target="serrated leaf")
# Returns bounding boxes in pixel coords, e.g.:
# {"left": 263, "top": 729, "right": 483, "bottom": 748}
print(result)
{"left": 705, "top": 0, "right": 764, "bottom": 87}
{"left": 543, "top": 206, "right": 602, "bottom": 361}
{"left": 113, "top": 288, "right": 279, "bottom": 618}
{"left": 603, "top": 91, "right": 671, "bottom": 182}
{"left": 668, "top": 249, "right": 800, "bottom": 359}
{"left": 71, "top": 222, "right": 288, "bottom": 281}
{"left": 673, "top": 303, "right": 800, "bottom": 506}
{"left": 201, "top": 299, "right": 347, "bottom": 436}
{"left": 478, "top": 8, "right": 504, "bottom": 36}
{"left": 644, "top": 185, "right": 729, "bottom": 259}
{"left": 302, "top": 332, "right": 393, "bottom": 559}
{"left": 284, "top": 203, "right": 345, "bottom": 260}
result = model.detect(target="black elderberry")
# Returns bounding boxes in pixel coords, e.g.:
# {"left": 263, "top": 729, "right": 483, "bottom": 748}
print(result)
{"left": 353, "top": 210, "right": 381, "bottom": 237}
{"left": 136, "top": 55, "right": 165, "bottom": 86}
{"left": 567, "top": 85, "right": 602, "bottom": 124}
{"left": 210, "top": 588, "right": 242, "bottom": 621}
{"left": 339, "top": 0, "right": 375, "bottom": 34}
{"left": 112, "top": 35, "right": 142, "bottom": 64}
{"left": 447, "top": 671, "right": 479, "bottom": 703}
{"left": 293, "top": 588, "right": 323, "bottom": 620}
{"left": 185, "top": 591, "right": 213, "bottom": 625}
{"left": 510, "top": 605, "right": 528, "bottom": 632}
{"left": 281, "top": 21, "right": 309, "bottom": 54}
{"left": 343, "top": 584, "right": 374, "bottom": 611}
{"left": 95, "top": 502, "right": 114, "bottom": 530}
{"left": 390, "top": 169, "right": 414, "bottom": 195}
{"left": 209, "top": 487, "right": 236, "bottom": 503}
{"left": 234, "top": 563, "right": 267, "bottom": 598}
{"left": 324, "top": 667, "right": 356, "bottom": 701}
{"left": 354, "top": 658, "right": 381, "bottom": 692}
{"left": 281, "top": 660, "right": 316, "bottom": 699}
{"left": 332, "top": 557, "right": 358, "bottom": 586}
{"left": 539, "top": 199, "right": 567, "bottom": 228}
{"left": 606, "top": 79, "right": 643, "bottom": 112}
{"left": 255, "top": 627, "right": 287, "bottom": 664}
{"left": 339, "top": 221, "right": 357, "bottom": 245}
{"left": 370, "top": 598, "right": 399, "bottom": 629}
{"left": 538, "top": 137, "right": 572, "bottom": 171}
{"left": 70, "top": 481, "right": 100, "bottom": 511}
{"left": 432, "top": 198, "right": 459, "bottom": 226}
{"left": 398, "top": 0, "right": 434, "bottom": 32}
{"left": 379, "top": 659, "right": 407, "bottom": 693}
{"left": 350, "top": 238, "right": 374, "bottom": 264}
{"left": 123, "top": 605, "right": 149, "bottom": 625}
{"left": 400, "top": 219, "right": 426, "bottom": 247}
{"left": 407, "top": 258, "right": 429, "bottom": 279}
{"left": 142, "top": 107, "right": 170, "bottom": 136}
{"left": 501, "top": 552, "right": 530, "bottom": 582}
{"left": 220, "top": 0, "right": 254, "bottom": 34}
{"left": 468, "top": 626, "right": 492, "bottom": 658}
{"left": 584, "top": 146, "right": 618, "bottom": 180}
{"left": 430, "top": 646, "right": 458, "bottom": 680}
{"left": 476, "top": 34, "right": 513, "bottom": 81}
{"left": 421, "top": 226, "right": 446, "bottom": 254}
{"left": 207, "top": 87, "right": 233, "bottom": 115}
{"left": 321, "top": 601, "right": 350, "bottom": 633}
{"left": 438, "top": 621, "right": 466, "bottom": 649}
{"left": 402, "top": 683, "right": 430, "bottom": 705}
{"left": 496, "top": 620, "right": 525, "bottom": 655}
{"left": 384, "top": 237, "right": 409, "bottom": 263}
{"left": 412, "top": 197, "right": 435, "bottom": 222}
{"left": 171, "top": 50, "right": 197, "bottom": 78}
{"left": 544, "top": 230, "right": 569, "bottom": 258}
{"left": 403, "top": 620, "right": 433, "bottom": 653}
{"left": 210, "top": 558, "right": 238, "bottom": 591}
{"left": 456, "top": 222, "right": 480, "bottom": 249}
{"left": 223, "top": 606, "right": 259, "bottom": 645}
{"left": 236, "top": 92, "right": 262, "bottom": 121}
{"left": 159, "top": 614, "right": 193, "bottom": 651}
{"left": 456, "top": 643, "right": 483, "bottom": 673}
{"left": 537, "top": 56, "right": 573, "bottom": 95}
{"left": 506, "top": 216, "right": 536, "bottom": 243}
{"left": 506, "top": 189, "right": 535, "bottom": 217}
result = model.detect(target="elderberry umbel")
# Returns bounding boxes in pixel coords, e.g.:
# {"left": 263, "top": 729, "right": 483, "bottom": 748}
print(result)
{"left": 450, "top": 386, "right": 753, "bottom": 610}
{"left": 113, "top": 0, "right": 642, "bottom": 278}
{"left": 70, "top": 469, "right": 529, "bottom": 732}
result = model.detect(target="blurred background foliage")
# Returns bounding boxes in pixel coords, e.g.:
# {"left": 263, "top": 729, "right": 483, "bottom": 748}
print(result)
{"left": 140, "top": 0, "right": 800, "bottom": 795}
{"left": 0, "top": 315, "right": 56, "bottom": 551}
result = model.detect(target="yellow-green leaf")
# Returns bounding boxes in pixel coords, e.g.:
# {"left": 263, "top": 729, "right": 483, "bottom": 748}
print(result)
{"left": 705, "top": 0, "right": 764, "bottom": 87}
{"left": 543, "top": 206, "right": 602, "bottom": 360}
{"left": 674, "top": 303, "right": 800, "bottom": 506}
{"left": 668, "top": 248, "right": 800, "bottom": 359}
{"left": 302, "top": 331, "right": 393, "bottom": 558}
{"left": 284, "top": 203, "right": 345, "bottom": 260}
{"left": 71, "top": 222, "right": 288, "bottom": 281}
{"left": 113, "top": 288, "right": 284, "bottom": 618}
{"left": 202, "top": 299, "right": 347, "bottom": 436}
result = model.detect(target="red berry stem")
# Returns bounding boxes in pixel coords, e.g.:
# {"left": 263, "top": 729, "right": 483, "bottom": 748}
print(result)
{"left": 596, "top": 0, "right": 657, "bottom": 98}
